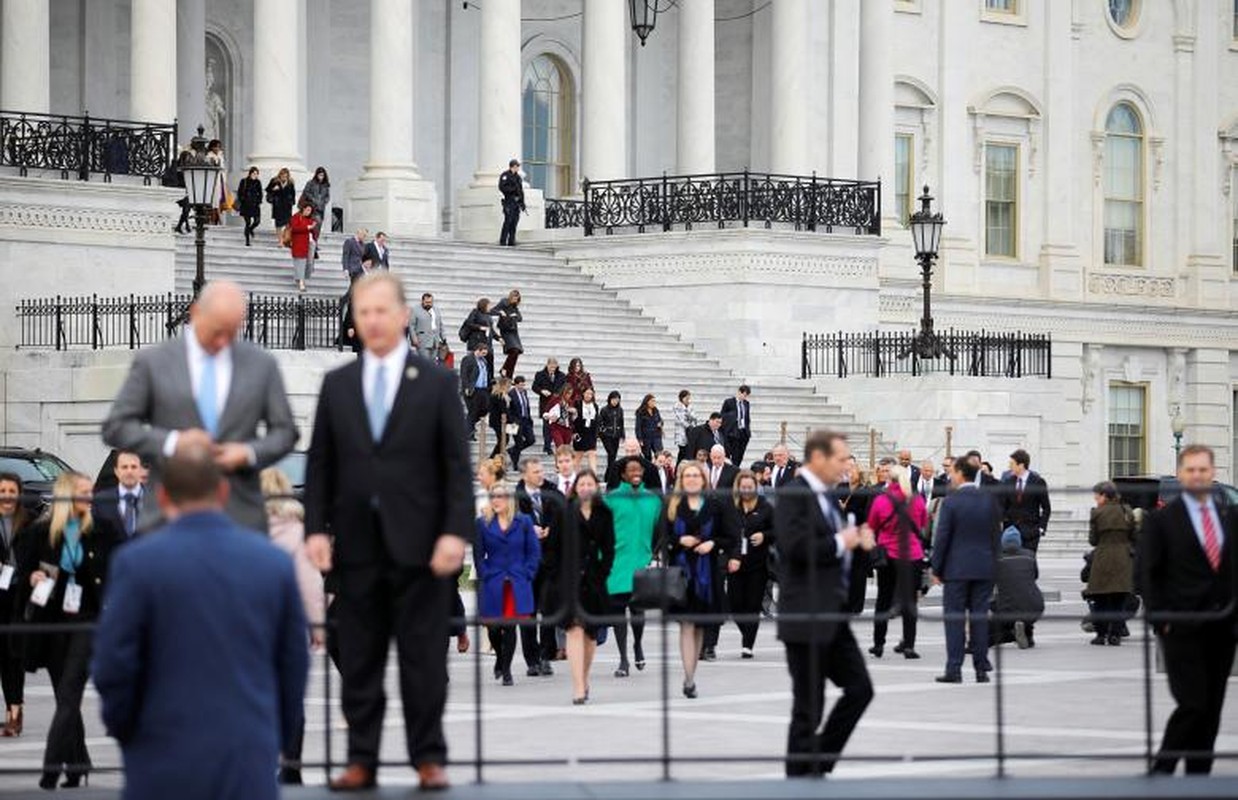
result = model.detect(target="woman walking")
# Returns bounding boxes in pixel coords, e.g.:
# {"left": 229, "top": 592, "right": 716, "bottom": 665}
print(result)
{"left": 266, "top": 167, "right": 296, "bottom": 232}
{"left": 475, "top": 484, "right": 541, "bottom": 686}
{"left": 563, "top": 471, "right": 615, "bottom": 704}
{"left": 488, "top": 377, "right": 515, "bottom": 460}
{"left": 493, "top": 290, "right": 524, "bottom": 379}
{"left": 604, "top": 457, "right": 663, "bottom": 677}
{"left": 728, "top": 471, "right": 775, "bottom": 658}
{"left": 20, "top": 472, "right": 116, "bottom": 790}
{"left": 634, "top": 394, "right": 663, "bottom": 461}
{"left": 597, "top": 391, "right": 625, "bottom": 468}
{"left": 663, "top": 462, "right": 738, "bottom": 698}
{"left": 0, "top": 473, "right": 30, "bottom": 737}
{"left": 566, "top": 358, "right": 594, "bottom": 401}
{"left": 573, "top": 387, "right": 600, "bottom": 474}
{"left": 288, "top": 201, "right": 318, "bottom": 292}
{"left": 673, "top": 390, "right": 701, "bottom": 465}
{"left": 236, "top": 166, "right": 264, "bottom": 246}
{"left": 301, "top": 166, "right": 331, "bottom": 256}
{"left": 1086, "top": 481, "right": 1138, "bottom": 646}
{"left": 463, "top": 298, "right": 499, "bottom": 380}
{"left": 866, "top": 465, "right": 928, "bottom": 659}
{"left": 542, "top": 391, "right": 575, "bottom": 451}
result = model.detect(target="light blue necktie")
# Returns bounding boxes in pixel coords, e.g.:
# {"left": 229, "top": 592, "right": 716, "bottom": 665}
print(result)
{"left": 197, "top": 355, "right": 219, "bottom": 437}
{"left": 368, "top": 365, "right": 389, "bottom": 442}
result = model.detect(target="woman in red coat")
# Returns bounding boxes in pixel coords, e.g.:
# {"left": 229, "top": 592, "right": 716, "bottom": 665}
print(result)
{"left": 287, "top": 201, "right": 317, "bottom": 292}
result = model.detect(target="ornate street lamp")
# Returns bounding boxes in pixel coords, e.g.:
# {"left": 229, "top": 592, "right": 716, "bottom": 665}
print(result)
{"left": 179, "top": 125, "right": 222, "bottom": 299}
{"left": 904, "top": 185, "right": 949, "bottom": 360}
{"left": 628, "top": 0, "right": 668, "bottom": 46}
{"left": 1171, "top": 412, "right": 1186, "bottom": 460}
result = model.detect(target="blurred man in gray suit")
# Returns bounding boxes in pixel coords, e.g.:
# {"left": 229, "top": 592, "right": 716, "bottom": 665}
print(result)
{"left": 411, "top": 292, "right": 446, "bottom": 363}
{"left": 102, "top": 282, "right": 298, "bottom": 532}
{"left": 342, "top": 228, "right": 368, "bottom": 285}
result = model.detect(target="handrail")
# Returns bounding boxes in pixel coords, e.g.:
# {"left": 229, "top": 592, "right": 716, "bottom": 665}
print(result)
{"left": 0, "top": 109, "right": 177, "bottom": 185}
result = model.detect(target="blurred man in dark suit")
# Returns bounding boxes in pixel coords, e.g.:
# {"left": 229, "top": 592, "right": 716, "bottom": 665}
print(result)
{"left": 1138, "top": 444, "right": 1237, "bottom": 776}
{"left": 506, "top": 376, "right": 536, "bottom": 465}
{"left": 770, "top": 443, "right": 799, "bottom": 490}
{"left": 687, "top": 413, "right": 726, "bottom": 462}
{"left": 91, "top": 450, "right": 150, "bottom": 544}
{"left": 720, "top": 385, "right": 752, "bottom": 466}
{"left": 304, "top": 273, "right": 473, "bottom": 791}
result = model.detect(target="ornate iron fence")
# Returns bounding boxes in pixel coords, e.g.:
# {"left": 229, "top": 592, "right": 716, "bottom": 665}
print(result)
{"left": 801, "top": 329, "right": 1052, "bottom": 379}
{"left": 16, "top": 293, "right": 345, "bottom": 352}
{"left": 543, "top": 171, "right": 881, "bottom": 236}
{"left": 0, "top": 110, "right": 177, "bottom": 184}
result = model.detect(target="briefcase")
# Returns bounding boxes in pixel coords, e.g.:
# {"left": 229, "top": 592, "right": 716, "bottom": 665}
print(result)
{"left": 630, "top": 566, "right": 687, "bottom": 610}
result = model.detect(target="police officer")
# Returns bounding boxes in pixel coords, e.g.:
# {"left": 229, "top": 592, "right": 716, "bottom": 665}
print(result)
{"left": 499, "top": 158, "right": 526, "bottom": 246}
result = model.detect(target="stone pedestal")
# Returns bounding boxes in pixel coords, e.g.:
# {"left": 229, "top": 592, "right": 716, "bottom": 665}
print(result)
{"left": 454, "top": 181, "right": 544, "bottom": 244}
{"left": 346, "top": 172, "right": 440, "bottom": 238}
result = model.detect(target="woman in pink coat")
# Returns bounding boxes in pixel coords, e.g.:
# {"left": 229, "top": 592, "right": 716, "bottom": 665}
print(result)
{"left": 865, "top": 465, "right": 928, "bottom": 660}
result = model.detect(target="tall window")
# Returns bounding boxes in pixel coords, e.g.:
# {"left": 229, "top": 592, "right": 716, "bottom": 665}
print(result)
{"left": 1103, "top": 103, "right": 1144, "bottom": 266}
{"left": 522, "top": 55, "right": 574, "bottom": 197}
{"left": 985, "top": 143, "right": 1018, "bottom": 258}
{"left": 1233, "top": 0, "right": 1238, "bottom": 38}
{"left": 1108, "top": 384, "right": 1147, "bottom": 478}
{"left": 894, "top": 134, "right": 913, "bottom": 227}
{"left": 1108, "top": 0, "right": 1137, "bottom": 29}
{"left": 985, "top": 0, "right": 1018, "bottom": 12}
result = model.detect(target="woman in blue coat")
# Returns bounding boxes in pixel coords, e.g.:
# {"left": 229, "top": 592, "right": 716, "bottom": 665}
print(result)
{"left": 474, "top": 484, "right": 541, "bottom": 686}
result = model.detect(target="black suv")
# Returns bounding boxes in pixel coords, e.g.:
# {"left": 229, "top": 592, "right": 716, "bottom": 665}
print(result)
{"left": 0, "top": 447, "right": 75, "bottom": 515}
{"left": 1113, "top": 475, "right": 1238, "bottom": 512}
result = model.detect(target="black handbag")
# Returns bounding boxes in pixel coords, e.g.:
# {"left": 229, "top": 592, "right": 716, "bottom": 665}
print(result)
{"left": 630, "top": 566, "right": 688, "bottom": 610}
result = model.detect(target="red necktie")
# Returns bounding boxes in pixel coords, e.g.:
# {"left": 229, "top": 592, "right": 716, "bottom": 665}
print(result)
{"left": 1202, "top": 505, "right": 1222, "bottom": 572}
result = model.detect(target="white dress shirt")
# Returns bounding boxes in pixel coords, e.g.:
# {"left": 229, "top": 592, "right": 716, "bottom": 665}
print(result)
{"left": 1182, "top": 492, "right": 1225, "bottom": 554}
{"left": 163, "top": 329, "right": 235, "bottom": 456}
{"left": 557, "top": 473, "right": 576, "bottom": 497}
{"left": 363, "top": 340, "right": 409, "bottom": 415}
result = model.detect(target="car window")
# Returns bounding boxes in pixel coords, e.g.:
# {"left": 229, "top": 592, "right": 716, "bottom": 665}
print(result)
{"left": 0, "top": 455, "right": 68, "bottom": 483}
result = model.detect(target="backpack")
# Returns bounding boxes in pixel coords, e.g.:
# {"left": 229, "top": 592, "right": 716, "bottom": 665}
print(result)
{"left": 458, "top": 320, "right": 471, "bottom": 343}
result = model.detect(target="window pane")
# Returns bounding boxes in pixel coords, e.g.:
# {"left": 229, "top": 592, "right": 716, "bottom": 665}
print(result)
{"left": 1103, "top": 108, "right": 1143, "bottom": 266}
{"left": 521, "top": 55, "right": 574, "bottom": 196}
{"left": 986, "top": 0, "right": 1017, "bottom": 10}
{"left": 1108, "top": 385, "right": 1146, "bottom": 478}
{"left": 894, "top": 135, "right": 912, "bottom": 227}
{"left": 1109, "top": 0, "right": 1134, "bottom": 28}
{"left": 985, "top": 144, "right": 1017, "bottom": 258}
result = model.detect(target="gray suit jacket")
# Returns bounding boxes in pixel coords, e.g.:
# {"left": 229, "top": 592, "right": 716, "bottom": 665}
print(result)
{"left": 101, "top": 336, "right": 299, "bottom": 532}
{"left": 411, "top": 305, "right": 445, "bottom": 350}
{"left": 341, "top": 236, "right": 365, "bottom": 276}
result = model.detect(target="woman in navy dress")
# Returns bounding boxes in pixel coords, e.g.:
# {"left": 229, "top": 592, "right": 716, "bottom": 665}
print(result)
{"left": 474, "top": 484, "right": 541, "bottom": 686}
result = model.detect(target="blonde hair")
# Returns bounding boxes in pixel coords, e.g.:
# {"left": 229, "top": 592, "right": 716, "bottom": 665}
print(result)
{"left": 481, "top": 482, "right": 516, "bottom": 527}
{"left": 260, "top": 467, "right": 304, "bottom": 520}
{"left": 48, "top": 472, "right": 93, "bottom": 547}
{"left": 491, "top": 376, "right": 512, "bottom": 398}
{"left": 478, "top": 457, "right": 506, "bottom": 489}
{"left": 888, "top": 465, "right": 912, "bottom": 497}
{"left": 668, "top": 462, "right": 707, "bottom": 521}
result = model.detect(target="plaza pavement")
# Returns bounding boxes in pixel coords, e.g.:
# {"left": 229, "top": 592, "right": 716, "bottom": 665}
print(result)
{"left": 0, "top": 556, "right": 1234, "bottom": 797}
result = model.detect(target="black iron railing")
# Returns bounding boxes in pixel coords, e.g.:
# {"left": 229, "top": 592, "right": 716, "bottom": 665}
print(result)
{"left": 802, "top": 329, "right": 1052, "bottom": 379}
{"left": 16, "top": 293, "right": 345, "bottom": 351}
{"left": 544, "top": 171, "right": 881, "bottom": 237}
{"left": 0, "top": 110, "right": 177, "bottom": 185}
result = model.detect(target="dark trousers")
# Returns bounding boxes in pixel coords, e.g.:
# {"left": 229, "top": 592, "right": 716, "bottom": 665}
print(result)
{"left": 726, "top": 433, "right": 750, "bottom": 467}
{"left": 175, "top": 197, "right": 190, "bottom": 231}
{"left": 601, "top": 436, "right": 620, "bottom": 466}
{"left": 520, "top": 573, "right": 556, "bottom": 667}
{"left": 610, "top": 593, "right": 646, "bottom": 667}
{"left": 465, "top": 392, "right": 490, "bottom": 433}
{"left": 1152, "top": 625, "right": 1237, "bottom": 775}
{"left": 676, "top": 445, "right": 691, "bottom": 466}
{"left": 500, "top": 203, "right": 521, "bottom": 246}
{"left": 501, "top": 351, "right": 520, "bottom": 379}
{"left": 242, "top": 212, "right": 260, "bottom": 243}
{"left": 490, "top": 626, "right": 518, "bottom": 678}
{"left": 872, "top": 560, "right": 921, "bottom": 649}
{"left": 943, "top": 580, "right": 993, "bottom": 676}
{"left": 335, "top": 565, "right": 451, "bottom": 769}
{"left": 1090, "top": 593, "right": 1126, "bottom": 638}
{"left": 508, "top": 425, "right": 534, "bottom": 466}
{"left": 0, "top": 629, "right": 25, "bottom": 707}
{"left": 728, "top": 567, "right": 768, "bottom": 650}
{"left": 43, "top": 631, "right": 92, "bottom": 776}
{"left": 784, "top": 625, "right": 873, "bottom": 777}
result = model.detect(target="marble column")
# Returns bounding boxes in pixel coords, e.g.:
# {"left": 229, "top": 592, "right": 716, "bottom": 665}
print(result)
{"left": 130, "top": 0, "right": 177, "bottom": 123}
{"left": 769, "top": 0, "right": 810, "bottom": 175}
{"left": 676, "top": 0, "right": 715, "bottom": 175}
{"left": 347, "top": 0, "right": 439, "bottom": 237}
{"left": 247, "top": 0, "right": 307, "bottom": 183}
{"left": 582, "top": 0, "right": 628, "bottom": 181}
{"left": 455, "top": 0, "right": 543, "bottom": 242}
{"left": 857, "top": 0, "right": 893, "bottom": 219}
{"left": 1, "top": 0, "right": 51, "bottom": 114}
{"left": 177, "top": 0, "right": 206, "bottom": 139}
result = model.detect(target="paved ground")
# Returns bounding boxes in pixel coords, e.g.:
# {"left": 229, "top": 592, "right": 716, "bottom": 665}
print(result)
{"left": 0, "top": 557, "right": 1235, "bottom": 795}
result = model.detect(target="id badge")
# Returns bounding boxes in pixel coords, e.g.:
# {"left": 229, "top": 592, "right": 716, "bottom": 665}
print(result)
{"left": 30, "top": 577, "right": 54, "bottom": 608}
{"left": 0, "top": 565, "right": 13, "bottom": 591}
{"left": 63, "top": 581, "right": 82, "bottom": 615}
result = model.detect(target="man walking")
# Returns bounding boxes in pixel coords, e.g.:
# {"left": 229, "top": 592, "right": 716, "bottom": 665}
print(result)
{"left": 514, "top": 458, "right": 564, "bottom": 677}
{"left": 304, "top": 272, "right": 474, "bottom": 791}
{"left": 102, "top": 281, "right": 298, "bottom": 533}
{"left": 721, "top": 385, "right": 752, "bottom": 466}
{"left": 342, "top": 228, "right": 368, "bottom": 285}
{"left": 930, "top": 458, "right": 1001, "bottom": 683}
{"left": 1002, "top": 449, "right": 1051, "bottom": 553}
{"left": 507, "top": 376, "right": 536, "bottom": 466}
{"left": 92, "top": 444, "right": 309, "bottom": 800}
{"left": 498, "top": 159, "right": 525, "bottom": 246}
{"left": 362, "top": 231, "right": 390, "bottom": 271}
{"left": 532, "top": 358, "right": 566, "bottom": 454}
{"left": 460, "top": 343, "right": 492, "bottom": 440}
{"left": 411, "top": 293, "right": 446, "bottom": 363}
{"left": 1139, "top": 444, "right": 1237, "bottom": 776}
{"left": 776, "top": 431, "right": 875, "bottom": 777}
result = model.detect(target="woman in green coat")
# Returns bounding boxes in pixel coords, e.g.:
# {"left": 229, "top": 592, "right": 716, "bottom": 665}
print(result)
{"left": 1086, "top": 481, "right": 1138, "bottom": 646}
{"left": 603, "top": 458, "right": 663, "bottom": 677}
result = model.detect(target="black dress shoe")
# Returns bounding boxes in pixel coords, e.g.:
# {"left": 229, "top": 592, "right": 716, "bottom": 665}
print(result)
{"left": 39, "top": 771, "right": 59, "bottom": 791}
{"left": 682, "top": 682, "right": 697, "bottom": 699}
{"left": 278, "top": 767, "right": 303, "bottom": 786}
{"left": 502, "top": 672, "right": 514, "bottom": 686}
{"left": 614, "top": 664, "right": 630, "bottom": 678}
{"left": 935, "top": 674, "right": 962, "bottom": 684}
{"left": 893, "top": 642, "right": 907, "bottom": 654}
{"left": 538, "top": 660, "right": 554, "bottom": 676}
{"left": 868, "top": 645, "right": 884, "bottom": 659}
{"left": 526, "top": 665, "right": 540, "bottom": 677}
{"left": 902, "top": 649, "right": 921, "bottom": 660}
{"left": 976, "top": 671, "right": 991, "bottom": 684}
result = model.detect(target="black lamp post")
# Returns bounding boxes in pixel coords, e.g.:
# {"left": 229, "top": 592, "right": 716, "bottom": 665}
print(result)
{"left": 179, "top": 125, "right": 222, "bottom": 299}
{"left": 628, "top": 0, "right": 664, "bottom": 45}
{"left": 904, "top": 185, "right": 949, "bottom": 360}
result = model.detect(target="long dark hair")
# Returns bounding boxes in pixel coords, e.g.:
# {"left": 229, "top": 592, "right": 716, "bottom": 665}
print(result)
{"left": 570, "top": 469, "right": 602, "bottom": 506}
{"left": 569, "top": 357, "right": 585, "bottom": 375}
{"left": 637, "top": 394, "right": 656, "bottom": 416}
{"left": 606, "top": 390, "right": 621, "bottom": 407}
{"left": 313, "top": 166, "right": 330, "bottom": 186}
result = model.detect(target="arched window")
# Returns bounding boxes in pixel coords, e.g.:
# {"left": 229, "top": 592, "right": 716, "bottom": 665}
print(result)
{"left": 522, "top": 55, "right": 574, "bottom": 197}
{"left": 1103, "top": 103, "right": 1144, "bottom": 266}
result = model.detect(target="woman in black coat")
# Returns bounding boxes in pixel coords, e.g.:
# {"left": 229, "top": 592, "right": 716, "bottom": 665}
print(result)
{"left": 634, "top": 394, "right": 663, "bottom": 461}
{"left": 487, "top": 377, "right": 514, "bottom": 460}
{"left": 661, "top": 461, "right": 739, "bottom": 699}
{"left": 573, "top": 388, "right": 601, "bottom": 474}
{"left": 265, "top": 167, "right": 296, "bottom": 229}
{"left": 492, "top": 290, "right": 523, "bottom": 379}
{"left": 727, "top": 471, "right": 776, "bottom": 656}
{"left": 0, "top": 473, "right": 31, "bottom": 738}
{"left": 18, "top": 472, "right": 116, "bottom": 790}
{"left": 563, "top": 471, "right": 615, "bottom": 704}
{"left": 235, "top": 166, "right": 264, "bottom": 246}
{"left": 463, "top": 298, "right": 499, "bottom": 379}
{"left": 597, "top": 391, "right": 625, "bottom": 466}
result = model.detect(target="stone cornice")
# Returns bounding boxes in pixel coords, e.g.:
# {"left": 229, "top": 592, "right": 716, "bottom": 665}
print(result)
{"left": 0, "top": 202, "right": 173, "bottom": 236}
{"left": 578, "top": 252, "right": 879, "bottom": 287}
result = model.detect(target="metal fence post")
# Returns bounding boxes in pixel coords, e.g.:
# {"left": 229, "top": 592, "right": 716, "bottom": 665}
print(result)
{"left": 662, "top": 172, "right": 671, "bottom": 232}
{"left": 54, "top": 296, "right": 64, "bottom": 351}
{"left": 91, "top": 294, "right": 100, "bottom": 350}
{"left": 583, "top": 178, "right": 593, "bottom": 237}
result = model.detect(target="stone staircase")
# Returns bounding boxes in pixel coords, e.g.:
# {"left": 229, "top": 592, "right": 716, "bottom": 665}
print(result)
{"left": 175, "top": 228, "right": 875, "bottom": 463}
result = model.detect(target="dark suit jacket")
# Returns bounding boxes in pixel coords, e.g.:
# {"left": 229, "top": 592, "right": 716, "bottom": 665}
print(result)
{"left": 770, "top": 463, "right": 798, "bottom": 489}
{"left": 1001, "top": 472, "right": 1052, "bottom": 537}
{"left": 341, "top": 236, "right": 366, "bottom": 276}
{"left": 508, "top": 388, "right": 535, "bottom": 437}
{"left": 361, "top": 240, "right": 390, "bottom": 271}
{"left": 515, "top": 481, "right": 565, "bottom": 606}
{"left": 531, "top": 368, "right": 566, "bottom": 414}
{"left": 92, "top": 511, "right": 309, "bottom": 800}
{"left": 459, "top": 354, "right": 490, "bottom": 397}
{"left": 720, "top": 397, "right": 751, "bottom": 441}
{"left": 304, "top": 351, "right": 475, "bottom": 568}
{"left": 774, "top": 475, "right": 849, "bottom": 645}
{"left": 1137, "top": 495, "right": 1238, "bottom": 634}
{"left": 930, "top": 486, "right": 1001, "bottom": 582}
{"left": 91, "top": 487, "right": 151, "bottom": 544}
{"left": 707, "top": 463, "right": 739, "bottom": 492}
{"left": 686, "top": 424, "right": 725, "bottom": 460}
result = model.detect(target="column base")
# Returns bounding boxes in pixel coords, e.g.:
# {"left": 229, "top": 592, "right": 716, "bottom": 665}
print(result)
{"left": 247, "top": 157, "right": 311, "bottom": 194}
{"left": 453, "top": 175, "right": 544, "bottom": 244}
{"left": 346, "top": 168, "right": 440, "bottom": 238}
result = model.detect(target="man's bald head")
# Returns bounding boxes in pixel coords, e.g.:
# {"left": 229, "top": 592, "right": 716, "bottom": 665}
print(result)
{"left": 191, "top": 281, "right": 246, "bottom": 355}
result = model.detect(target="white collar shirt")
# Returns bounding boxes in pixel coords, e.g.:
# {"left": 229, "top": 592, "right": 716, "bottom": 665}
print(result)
{"left": 185, "top": 327, "right": 232, "bottom": 418}
{"left": 362, "top": 340, "right": 408, "bottom": 415}
{"left": 1183, "top": 492, "right": 1225, "bottom": 554}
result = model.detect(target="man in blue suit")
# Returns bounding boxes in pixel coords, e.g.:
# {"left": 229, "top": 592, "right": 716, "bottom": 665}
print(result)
{"left": 930, "top": 457, "right": 1001, "bottom": 684}
{"left": 92, "top": 439, "right": 309, "bottom": 800}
